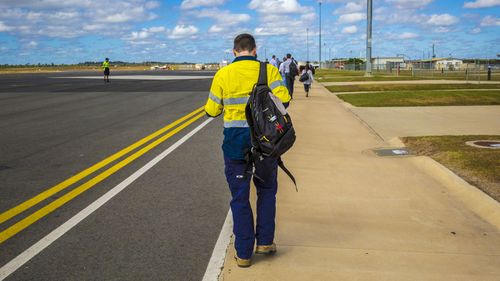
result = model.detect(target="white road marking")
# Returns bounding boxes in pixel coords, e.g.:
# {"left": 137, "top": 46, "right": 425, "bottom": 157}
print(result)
{"left": 51, "top": 75, "right": 213, "bottom": 80}
{"left": 202, "top": 210, "right": 232, "bottom": 281}
{"left": 0, "top": 118, "right": 214, "bottom": 281}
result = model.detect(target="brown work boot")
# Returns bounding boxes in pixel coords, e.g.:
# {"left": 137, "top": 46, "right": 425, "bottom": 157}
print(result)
{"left": 234, "top": 255, "right": 251, "bottom": 268}
{"left": 255, "top": 243, "right": 277, "bottom": 255}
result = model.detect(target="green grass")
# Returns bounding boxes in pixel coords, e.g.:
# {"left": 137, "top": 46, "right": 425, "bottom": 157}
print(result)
{"left": 402, "top": 135, "right": 500, "bottom": 202}
{"left": 327, "top": 83, "right": 500, "bottom": 93}
{"left": 315, "top": 69, "right": 500, "bottom": 82}
{"left": 337, "top": 90, "right": 500, "bottom": 107}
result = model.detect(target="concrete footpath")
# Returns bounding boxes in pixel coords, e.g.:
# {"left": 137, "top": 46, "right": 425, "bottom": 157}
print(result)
{"left": 218, "top": 83, "right": 500, "bottom": 280}
{"left": 350, "top": 105, "right": 500, "bottom": 141}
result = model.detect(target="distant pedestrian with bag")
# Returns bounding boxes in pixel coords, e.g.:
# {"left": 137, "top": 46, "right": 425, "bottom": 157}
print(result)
{"left": 283, "top": 54, "right": 299, "bottom": 98}
{"left": 299, "top": 63, "right": 314, "bottom": 97}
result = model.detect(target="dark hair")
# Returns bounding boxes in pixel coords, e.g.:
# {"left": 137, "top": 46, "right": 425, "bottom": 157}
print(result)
{"left": 272, "top": 55, "right": 276, "bottom": 58}
{"left": 286, "top": 53, "right": 292, "bottom": 58}
{"left": 305, "top": 64, "right": 311, "bottom": 71}
{"left": 233, "top": 33, "right": 256, "bottom": 52}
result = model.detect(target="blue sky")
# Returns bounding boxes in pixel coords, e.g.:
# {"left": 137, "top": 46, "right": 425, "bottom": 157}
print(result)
{"left": 0, "top": 0, "right": 499, "bottom": 64}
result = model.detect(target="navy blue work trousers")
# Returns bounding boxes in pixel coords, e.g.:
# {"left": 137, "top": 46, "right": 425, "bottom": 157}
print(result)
{"left": 286, "top": 74, "right": 295, "bottom": 98}
{"left": 224, "top": 155, "right": 278, "bottom": 259}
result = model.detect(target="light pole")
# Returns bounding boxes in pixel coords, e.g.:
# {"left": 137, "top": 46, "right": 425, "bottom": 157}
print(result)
{"left": 319, "top": 1, "right": 322, "bottom": 69}
{"left": 306, "top": 28, "right": 309, "bottom": 61}
{"left": 324, "top": 43, "right": 327, "bottom": 67}
{"left": 365, "top": 0, "right": 373, "bottom": 77}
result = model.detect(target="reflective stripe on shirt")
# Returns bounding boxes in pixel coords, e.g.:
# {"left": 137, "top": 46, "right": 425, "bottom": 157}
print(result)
{"left": 223, "top": 96, "right": 249, "bottom": 105}
{"left": 209, "top": 92, "right": 222, "bottom": 105}
{"left": 224, "top": 120, "right": 249, "bottom": 128}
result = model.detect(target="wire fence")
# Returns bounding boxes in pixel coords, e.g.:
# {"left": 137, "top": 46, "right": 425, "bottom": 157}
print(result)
{"left": 320, "top": 62, "right": 500, "bottom": 81}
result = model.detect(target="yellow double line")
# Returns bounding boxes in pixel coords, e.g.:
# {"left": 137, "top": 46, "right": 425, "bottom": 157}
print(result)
{"left": 0, "top": 106, "right": 206, "bottom": 244}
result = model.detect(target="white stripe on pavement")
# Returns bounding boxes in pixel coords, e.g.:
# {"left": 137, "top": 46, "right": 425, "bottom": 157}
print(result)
{"left": 202, "top": 210, "right": 232, "bottom": 281}
{"left": 0, "top": 118, "right": 214, "bottom": 281}
{"left": 51, "top": 75, "right": 213, "bottom": 80}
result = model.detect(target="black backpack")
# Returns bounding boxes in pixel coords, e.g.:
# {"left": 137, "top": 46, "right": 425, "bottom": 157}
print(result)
{"left": 289, "top": 60, "right": 299, "bottom": 77}
{"left": 299, "top": 71, "right": 309, "bottom": 82}
{"left": 245, "top": 62, "right": 297, "bottom": 190}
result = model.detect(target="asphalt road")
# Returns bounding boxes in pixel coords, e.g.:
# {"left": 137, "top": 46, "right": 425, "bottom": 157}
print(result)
{"left": 0, "top": 71, "right": 229, "bottom": 280}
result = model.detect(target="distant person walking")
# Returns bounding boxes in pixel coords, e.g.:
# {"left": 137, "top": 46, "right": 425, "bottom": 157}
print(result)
{"left": 102, "top": 58, "right": 110, "bottom": 83}
{"left": 299, "top": 63, "right": 314, "bottom": 97}
{"left": 279, "top": 56, "right": 287, "bottom": 84}
{"left": 283, "top": 54, "right": 299, "bottom": 98}
{"left": 269, "top": 55, "right": 278, "bottom": 68}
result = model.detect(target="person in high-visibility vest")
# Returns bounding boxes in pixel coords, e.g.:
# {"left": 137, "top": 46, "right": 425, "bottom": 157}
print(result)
{"left": 102, "top": 58, "right": 110, "bottom": 83}
{"left": 205, "top": 33, "right": 290, "bottom": 268}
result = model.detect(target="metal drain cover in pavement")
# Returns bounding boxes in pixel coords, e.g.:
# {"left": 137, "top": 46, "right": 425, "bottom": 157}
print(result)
{"left": 466, "top": 140, "right": 500, "bottom": 149}
{"left": 373, "top": 148, "right": 412, "bottom": 157}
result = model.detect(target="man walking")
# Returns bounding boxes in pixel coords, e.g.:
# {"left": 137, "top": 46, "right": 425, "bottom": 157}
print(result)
{"left": 283, "top": 54, "right": 298, "bottom": 98}
{"left": 269, "top": 55, "right": 278, "bottom": 68}
{"left": 205, "top": 33, "right": 290, "bottom": 267}
{"left": 102, "top": 58, "right": 110, "bottom": 83}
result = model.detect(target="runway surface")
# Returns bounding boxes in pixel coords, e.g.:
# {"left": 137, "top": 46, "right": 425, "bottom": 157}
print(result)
{"left": 0, "top": 71, "right": 229, "bottom": 280}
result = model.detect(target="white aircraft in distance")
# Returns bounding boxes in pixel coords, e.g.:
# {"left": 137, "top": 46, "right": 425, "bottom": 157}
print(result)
{"left": 150, "top": 64, "right": 170, "bottom": 70}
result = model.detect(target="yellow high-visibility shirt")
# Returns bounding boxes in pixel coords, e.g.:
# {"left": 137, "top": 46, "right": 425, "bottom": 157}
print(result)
{"left": 205, "top": 56, "right": 290, "bottom": 128}
{"left": 102, "top": 61, "right": 109, "bottom": 69}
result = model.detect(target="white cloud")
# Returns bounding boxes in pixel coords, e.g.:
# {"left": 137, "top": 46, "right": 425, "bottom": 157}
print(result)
{"left": 180, "top": 0, "right": 226, "bottom": 9}
{"left": 342, "top": 25, "right": 358, "bottom": 34}
{"left": 196, "top": 8, "right": 250, "bottom": 26}
{"left": 208, "top": 25, "right": 224, "bottom": 33}
{"left": 26, "top": 41, "right": 38, "bottom": 48}
{"left": 148, "top": 26, "right": 166, "bottom": 33}
{"left": 168, "top": 24, "right": 199, "bottom": 39}
{"left": 334, "top": 1, "right": 364, "bottom": 14}
{"left": 249, "top": 0, "right": 313, "bottom": 14}
{"left": 471, "top": 27, "right": 481, "bottom": 33}
{"left": 399, "top": 32, "right": 418, "bottom": 39}
{"left": 480, "top": 15, "right": 500, "bottom": 26}
{"left": 338, "top": 12, "right": 366, "bottom": 24}
{"left": 0, "top": 0, "right": 160, "bottom": 38}
{"left": 190, "top": 8, "right": 250, "bottom": 33}
{"left": 432, "top": 26, "right": 451, "bottom": 33}
{"left": 385, "top": 0, "right": 433, "bottom": 9}
{"left": 125, "top": 26, "right": 166, "bottom": 42}
{"left": 0, "top": 21, "right": 13, "bottom": 32}
{"left": 427, "top": 14, "right": 459, "bottom": 26}
{"left": 464, "top": 0, "right": 500, "bottom": 8}
{"left": 250, "top": 0, "right": 315, "bottom": 36}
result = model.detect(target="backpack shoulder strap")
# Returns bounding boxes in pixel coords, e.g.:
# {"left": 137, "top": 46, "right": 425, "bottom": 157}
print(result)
{"left": 257, "top": 61, "right": 267, "bottom": 86}
{"left": 278, "top": 159, "right": 298, "bottom": 192}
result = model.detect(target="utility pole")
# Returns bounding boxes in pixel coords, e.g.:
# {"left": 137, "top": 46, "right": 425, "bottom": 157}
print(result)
{"left": 324, "top": 43, "right": 327, "bottom": 67}
{"left": 432, "top": 44, "right": 436, "bottom": 59}
{"left": 306, "top": 28, "right": 309, "bottom": 61}
{"left": 319, "top": 1, "right": 322, "bottom": 69}
{"left": 365, "top": 0, "right": 372, "bottom": 77}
